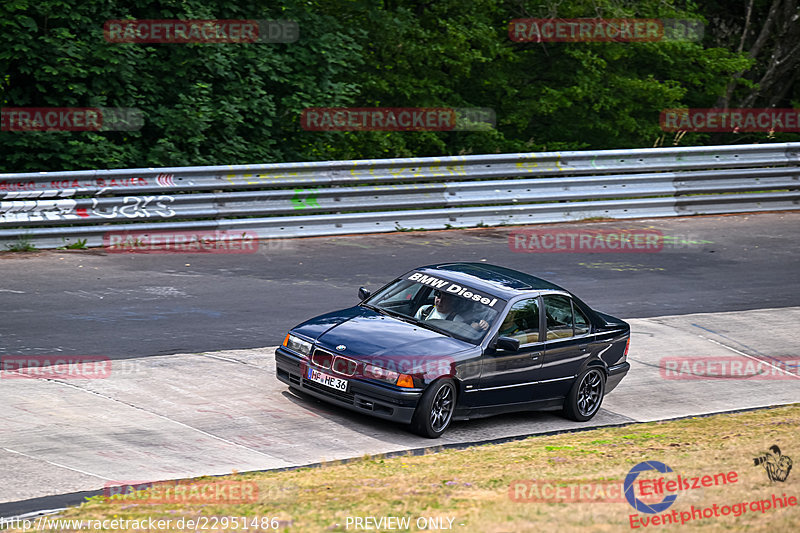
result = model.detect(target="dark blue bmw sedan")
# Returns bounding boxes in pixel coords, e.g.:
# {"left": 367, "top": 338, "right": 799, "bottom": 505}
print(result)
{"left": 275, "top": 262, "right": 630, "bottom": 438}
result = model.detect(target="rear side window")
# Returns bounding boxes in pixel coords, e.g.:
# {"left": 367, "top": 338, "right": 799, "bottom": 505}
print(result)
{"left": 543, "top": 295, "right": 592, "bottom": 340}
{"left": 544, "top": 295, "right": 574, "bottom": 340}
{"left": 574, "top": 305, "right": 590, "bottom": 336}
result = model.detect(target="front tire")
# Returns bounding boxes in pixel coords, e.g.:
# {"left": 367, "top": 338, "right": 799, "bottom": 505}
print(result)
{"left": 410, "top": 379, "right": 456, "bottom": 438}
{"left": 563, "top": 367, "right": 605, "bottom": 421}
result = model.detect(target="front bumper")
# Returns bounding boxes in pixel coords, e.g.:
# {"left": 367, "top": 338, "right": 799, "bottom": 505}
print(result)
{"left": 275, "top": 347, "right": 423, "bottom": 425}
{"left": 605, "top": 361, "right": 630, "bottom": 393}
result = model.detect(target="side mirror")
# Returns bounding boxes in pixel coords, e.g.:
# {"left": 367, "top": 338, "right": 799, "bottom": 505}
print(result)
{"left": 496, "top": 336, "right": 520, "bottom": 352}
{"left": 358, "top": 287, "right": 371, "bottom": 301}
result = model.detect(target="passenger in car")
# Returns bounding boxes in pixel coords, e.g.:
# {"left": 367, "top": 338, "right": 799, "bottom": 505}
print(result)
{"left": 499, "top": 313, "right": 522, "bottom": 337}
{"left": 499, "top": 304, "right": 539, "bottom": 344}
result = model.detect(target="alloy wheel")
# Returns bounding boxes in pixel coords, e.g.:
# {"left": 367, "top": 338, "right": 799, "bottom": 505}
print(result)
{"left": 429, "top": 383, "right": 454, "bottom": 432}
{"left": 577, "top": 369, "right": 603, "bottom": 417}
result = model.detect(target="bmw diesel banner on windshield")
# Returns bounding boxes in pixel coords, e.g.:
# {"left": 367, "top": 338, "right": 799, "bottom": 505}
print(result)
{"left": 406, "top": 272, "right": 502, "bottom": 308}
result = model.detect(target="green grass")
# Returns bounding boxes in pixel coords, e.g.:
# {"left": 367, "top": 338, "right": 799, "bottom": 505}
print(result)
{"left": 4, "top": 235, "right": 37, "bottom": 252}
{"left": 57, "top": 239, "right": 88, "bottom": 250}
{"left": 11, "top": 405, "right": 799, "bottom": 533}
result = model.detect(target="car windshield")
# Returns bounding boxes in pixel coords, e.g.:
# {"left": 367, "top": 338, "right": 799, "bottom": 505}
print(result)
{"left": 364, "top": 275, "right": 505, "bottom": 344}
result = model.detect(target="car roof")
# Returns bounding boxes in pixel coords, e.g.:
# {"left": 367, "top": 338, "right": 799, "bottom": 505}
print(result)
{"left": 415, "top": 262, "right": 568, "bottom": 300}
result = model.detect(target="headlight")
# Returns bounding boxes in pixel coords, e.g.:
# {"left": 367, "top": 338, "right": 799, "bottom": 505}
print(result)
{"left": 363, "top": 363, "right": 416, "bottom": 388}
{"left": 364, "top": 363, "right": 399, "bottom": 383}
{"left": 282, "top": 334, "right": 312, "bottom": 356}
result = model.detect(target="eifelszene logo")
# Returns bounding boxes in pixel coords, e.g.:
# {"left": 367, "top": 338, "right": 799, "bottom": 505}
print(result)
{"left": 624, "top": 461, "right": 738, "bottom": 514}
{"left": 624, "top": 461, "right": 678, "bottom": 514}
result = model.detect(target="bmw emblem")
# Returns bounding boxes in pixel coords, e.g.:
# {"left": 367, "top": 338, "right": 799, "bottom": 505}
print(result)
{"left": 336, "top": 345, "right": 346, "bottom": 351}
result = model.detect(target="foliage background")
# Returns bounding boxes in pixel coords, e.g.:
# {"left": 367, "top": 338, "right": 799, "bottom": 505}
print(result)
{"left": 0, "top": 0, "right": 797, "bottom": 172}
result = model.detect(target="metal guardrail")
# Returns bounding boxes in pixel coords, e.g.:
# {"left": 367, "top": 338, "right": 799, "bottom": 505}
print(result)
{"left": 1, "top": 143, "right": 798, "bottom": 249}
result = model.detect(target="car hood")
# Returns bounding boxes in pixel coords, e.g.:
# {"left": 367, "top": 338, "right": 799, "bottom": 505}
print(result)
{"left": 293, "top": 306, "right": 474, "bottom": 361}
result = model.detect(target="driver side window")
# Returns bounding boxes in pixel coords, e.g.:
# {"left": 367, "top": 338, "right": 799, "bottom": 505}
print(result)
{"left": 498, "top": 298, "right": 540, "bottom": 345}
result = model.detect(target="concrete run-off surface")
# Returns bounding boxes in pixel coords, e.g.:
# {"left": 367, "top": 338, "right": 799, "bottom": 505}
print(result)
{"left": 1, "top": 307, "right": 798, "bottom": 508}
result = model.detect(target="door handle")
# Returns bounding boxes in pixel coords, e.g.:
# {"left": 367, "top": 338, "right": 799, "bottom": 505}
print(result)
{"left": 579, "top": 344, "right": 589, "bottom": 352}
{"left": 530, "top": 351, "right": 542, "bottom": 359}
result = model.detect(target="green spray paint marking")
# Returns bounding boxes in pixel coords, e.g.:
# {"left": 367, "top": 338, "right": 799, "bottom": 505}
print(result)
{"left": 291, "top": 189, "right": 320, "bottom": 209}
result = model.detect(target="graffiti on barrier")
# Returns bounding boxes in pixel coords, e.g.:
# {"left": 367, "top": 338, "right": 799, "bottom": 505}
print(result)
{"left": 0, "top": 196, "right": 176, "bottom": 223}
{"left": 89, "top": 196, "right": 176, "bottom": 219}
{"left": 0, "top": 176, "right": 151, "bottom": 199}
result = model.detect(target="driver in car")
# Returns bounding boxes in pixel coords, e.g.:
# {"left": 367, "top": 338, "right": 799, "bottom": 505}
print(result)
{"left": 415, "top": 291, "right": 466, "bottom": 322}
{"left": 416, "top": 291, "right": 490, "bottom": 332}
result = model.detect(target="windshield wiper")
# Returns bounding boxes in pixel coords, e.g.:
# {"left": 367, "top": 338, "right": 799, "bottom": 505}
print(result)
{"left": 361, "top": 303, "right": 389, "bottom": 315}
{"left": 362, "top": 303, "right": 412, "bottom": 320}
{"left": 379, "top": 307, "right": 419, "bottom": 325}
{"left": 361, "top": 304, "right": 448, "bottom": 335}
{"left": 403, "top": 315, "right": 449, "bottom": 335}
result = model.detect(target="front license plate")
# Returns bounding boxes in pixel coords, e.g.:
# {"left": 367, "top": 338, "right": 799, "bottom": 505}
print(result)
{"left": 306, "top": 367, "right": 348, "bottom": 392}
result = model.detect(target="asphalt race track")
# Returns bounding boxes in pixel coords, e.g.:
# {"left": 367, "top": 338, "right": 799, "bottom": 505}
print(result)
{"left": 1, "top": 212, "right": 799, "bottom": 517}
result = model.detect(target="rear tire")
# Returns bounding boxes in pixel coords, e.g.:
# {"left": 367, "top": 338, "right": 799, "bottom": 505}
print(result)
{"left": 563, "top": 367, "right": 605, "bottom": 421}
{"left": 410, "top": 379, "right": 456, "bottom": 438}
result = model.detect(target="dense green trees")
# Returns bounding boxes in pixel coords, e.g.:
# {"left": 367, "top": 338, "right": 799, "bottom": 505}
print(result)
{"left": 1, "top": 0, "right": 796, "bottom": 172}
